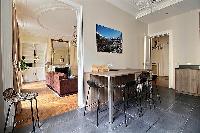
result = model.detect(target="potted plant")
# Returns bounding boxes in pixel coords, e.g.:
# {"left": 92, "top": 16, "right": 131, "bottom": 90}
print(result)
{"left": 20, "top": 56, "right": 28, "bottom": 71}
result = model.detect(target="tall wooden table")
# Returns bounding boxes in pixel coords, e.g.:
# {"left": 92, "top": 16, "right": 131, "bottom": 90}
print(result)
{"left": 89, "top": 69, "right": 145, "bottom": 124}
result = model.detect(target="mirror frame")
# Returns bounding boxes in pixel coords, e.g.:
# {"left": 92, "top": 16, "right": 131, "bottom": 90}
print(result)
{"left": 50, "top": 39, "right": 69, "bottom": 65}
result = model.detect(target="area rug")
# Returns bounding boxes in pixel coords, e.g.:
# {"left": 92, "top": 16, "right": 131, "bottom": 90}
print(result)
{"left": 16, "top": 81, "right": 78, "bottom": 128}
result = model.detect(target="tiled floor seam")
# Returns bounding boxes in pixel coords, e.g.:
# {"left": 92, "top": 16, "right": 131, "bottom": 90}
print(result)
{"left": 146, "top": 96, "right": 179, "bottom": 132}
{"left": 146, "top": 117, "right": 160, "bottom": 132}
{"left": 178, "top": 106, "right": 195, "bottom": 133}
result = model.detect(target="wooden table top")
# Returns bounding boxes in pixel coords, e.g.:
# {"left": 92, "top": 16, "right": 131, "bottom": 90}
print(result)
{"left": 86, "top": 69, "right": 147, "bottom": 77}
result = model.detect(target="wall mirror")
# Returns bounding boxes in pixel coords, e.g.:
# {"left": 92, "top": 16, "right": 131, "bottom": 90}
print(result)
{"left": 51, "top": 39, "right": 70, "bottom": 66}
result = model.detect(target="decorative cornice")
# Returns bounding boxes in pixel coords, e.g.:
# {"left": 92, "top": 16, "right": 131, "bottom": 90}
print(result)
{"left": 135, "top": 0, "right": 184, "bottom": 19}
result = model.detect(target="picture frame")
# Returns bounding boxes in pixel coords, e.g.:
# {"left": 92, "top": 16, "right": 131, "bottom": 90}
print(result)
{"left": 96, "top": 24, "right": 123, "bottom": 53}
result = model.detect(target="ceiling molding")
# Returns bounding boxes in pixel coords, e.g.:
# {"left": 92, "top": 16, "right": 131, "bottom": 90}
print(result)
{"left": 136, "top": 0, "right": 184, "bottom": 19}
{"left": 15, "top": 0, "right": 77, "bottom": 41}
{"left": 107, "top": 0, "right": 200, "bottom": 23}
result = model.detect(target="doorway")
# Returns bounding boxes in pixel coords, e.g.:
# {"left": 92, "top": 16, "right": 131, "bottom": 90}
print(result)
{"left": 145, "top": 31, "right": 173, "bottom": 88}
{"left": 12, "top": 0, "right": 83, "bottom": 128}
{"left": 151, "top": 34, "right": 169, "bottom": 87}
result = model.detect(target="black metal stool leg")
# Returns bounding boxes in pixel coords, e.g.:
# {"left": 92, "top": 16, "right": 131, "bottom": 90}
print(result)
{"left": 12, "top": 102, "right": 18, "bottom": 133}
{"left": 97, "top": 87, "right": 100, "bottom": 127}
{"left": 84, "top": 87, "right": 90, "bottom": 116}
{"left": 34, "top": 98, "right": 40, "bottom": 128}
{"left": 127, "top": 86, "right": 129, "bottom": 107}
{"left": 4, "top": 103, "right": 12, "bottom": 133}
{"left": 155, "top": 80, "right": 157, "bottom": 88}
{"left": 149, "top": 82, "right": 156, "bottom": 109}
{"left": 156, "top": 86, "right": 161, "bottom": 104}
{"left": 138, "top": 91, "right": 143, "bottom": 117}
{"left": 122, "top": 88, "right": 127, "bottom": 127}
{"left": 153, "top": 79, "right": 161, "bottom": 103}
{"left": 30, "top": 100, "right": 35, "bottom": 132}
{"left": 136, "top": 90, "right": 139, "bottom": 106}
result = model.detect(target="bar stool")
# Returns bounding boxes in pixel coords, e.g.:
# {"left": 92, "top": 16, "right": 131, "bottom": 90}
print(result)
{"left": 113, "top": 76, "right": 135, "bottom": 127}
{"left": 144, "top": 72, "right": 155, "bottom": 109}
{"left": 144, "top": 72, "right": 161, "bottom": 109}
{"left": 3, "top": 88, "right": 40, "bottom": 133}
{"left": 135, "top": 74, "right": 144, "bottom": 117}
{"left": 84, "top": 80, "right": 105, "bottom": 127}
{"left": 152, "top": 75, "right": 161, "bottom": 103}
{"left": 125, "top": 80, "right": 136, "bottom": 106}
{"left": 134, "top": 71, "right": 151, "bottom": 116}
{"left": 136, "top": 71, "right": 160, "bottom": 113}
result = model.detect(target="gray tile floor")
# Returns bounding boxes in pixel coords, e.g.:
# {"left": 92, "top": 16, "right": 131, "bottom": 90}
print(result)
{"left": 15, "top": 87, "right": 200, "bottom": 133}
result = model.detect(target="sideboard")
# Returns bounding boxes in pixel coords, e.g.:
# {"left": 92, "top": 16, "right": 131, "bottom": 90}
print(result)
{"left": 175, "top": 68, "right": 200, "bottom": 96}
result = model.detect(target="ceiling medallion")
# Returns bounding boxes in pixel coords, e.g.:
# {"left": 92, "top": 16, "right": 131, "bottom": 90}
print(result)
{"left": 36, "top": 6, "right": 75, "bottom": 38}
{"left": 133, "top": 0, "right": 184, "bottom": 19}
{"left": 37, "top": 6, "right": 71, "bottom": 30}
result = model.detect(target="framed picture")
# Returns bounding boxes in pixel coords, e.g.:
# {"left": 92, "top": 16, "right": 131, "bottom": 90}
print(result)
{"left": 96, "top": 24, "right": 123, "bottom": 53}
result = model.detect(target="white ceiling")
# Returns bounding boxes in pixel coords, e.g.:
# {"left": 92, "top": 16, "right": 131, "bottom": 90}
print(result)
{"left": 106, "top": 0, "right": 200, "bottom": 24}
{"left": 15, "top": 0, "right": 77, "bottom": 41}
{"left": 15, "top": 0, "right": 200, "bottom": 40}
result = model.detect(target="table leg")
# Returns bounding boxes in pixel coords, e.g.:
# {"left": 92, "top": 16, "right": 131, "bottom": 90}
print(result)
{"left": 108, "top": 76, "right": 113, "bottom": 123}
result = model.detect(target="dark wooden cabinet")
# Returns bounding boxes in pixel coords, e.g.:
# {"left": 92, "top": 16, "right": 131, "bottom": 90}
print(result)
{"left": 46, "top": 72, "right": 78, "bottom": 96}
{"left": 175, "top": 68, "right": 200, "bottom": 95}
{"left": 60, "top": 78, "right": 78, "bottom": 95}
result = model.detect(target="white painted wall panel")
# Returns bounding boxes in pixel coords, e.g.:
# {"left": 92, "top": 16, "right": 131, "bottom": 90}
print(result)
{"left": 83, "top": 0, "right": 148, "bottom": 72}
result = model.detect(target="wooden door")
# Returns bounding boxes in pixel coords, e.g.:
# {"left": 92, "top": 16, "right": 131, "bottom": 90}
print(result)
{"left": 182, "top": 69, "right": 191, "bottom": 93}
{"left": 175, "top": 69, "right": 181, "bottom": 92}
{"left": 197, "top": 70, "right": 200, "bottom": 95}
{"left": 189, "top": 69, "right": 198, "bottom": 94}
{"left": 175, "top": 69, "right": 190, "bottom": 93}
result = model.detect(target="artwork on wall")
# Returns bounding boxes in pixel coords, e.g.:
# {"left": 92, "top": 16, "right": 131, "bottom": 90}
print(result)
{"left": 96, "top": 24, "right": 123, "bottom": 53}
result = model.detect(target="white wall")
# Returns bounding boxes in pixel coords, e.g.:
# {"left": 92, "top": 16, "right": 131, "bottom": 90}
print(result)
{"left": 83, "top": 0, "right": 148, "bottom": 72}
{"left": 1, "top": 0, "right": 13, "bottom": 127}
{"left": 0, "top": 43, "right": 3, "bottom": 130}
{"left": 0, "top": 0, "right": 4, "bottom": 130}
{"left": 148, "top": 10, "right": 200, "bottom": 88}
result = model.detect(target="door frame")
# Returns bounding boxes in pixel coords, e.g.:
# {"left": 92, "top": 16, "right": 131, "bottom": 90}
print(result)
{"left": 148, "top": 30, "right": 174, "bottom": 89}
{"left": 144, "top": 36, "right": 152, "bottom": 70}
{"left": 40, "top": 0, "right": 84, "bottom": 107}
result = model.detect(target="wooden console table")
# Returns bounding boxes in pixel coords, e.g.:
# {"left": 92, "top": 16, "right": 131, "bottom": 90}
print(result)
{"left": 175, "top": 68, "right": 200, "bottom": 96}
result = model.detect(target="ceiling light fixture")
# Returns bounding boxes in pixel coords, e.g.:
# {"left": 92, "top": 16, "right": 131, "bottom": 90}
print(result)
{"left": 71, "top": 26, "right": 77, "bottom": 47}
{"left": 134, "top": 0, "right": 163, "bottom": 11}
{"left": 133, "top": 0, "right": 184, "bottom": 19}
